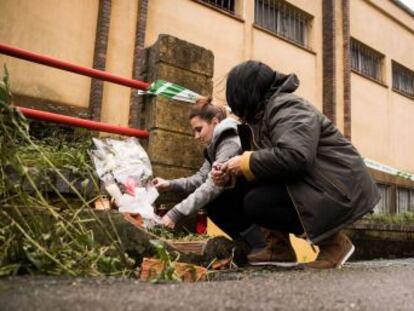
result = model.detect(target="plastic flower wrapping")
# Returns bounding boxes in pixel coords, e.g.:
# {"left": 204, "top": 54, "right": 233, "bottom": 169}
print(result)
{"left": 89, "top": 137, "right": 161, "bottom": 227}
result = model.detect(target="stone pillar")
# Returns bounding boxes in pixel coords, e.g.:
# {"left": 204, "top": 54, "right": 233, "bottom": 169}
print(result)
{"left": 139, "top": 34, "right": 214, "bottom": 182}
{"left": 89, "top": 0, "right": 111, "bottom": 121}
{"left": 322, "top": 0, "right": 337, "bottom": 125}
{"left": 342, "top": 0, "right": 352, "bottom": 140}
{"left": 129, "top": 0, "right": 148, "bottom": 128}
{"left": 322, "top": 0, "right": 351, "bottom": 137}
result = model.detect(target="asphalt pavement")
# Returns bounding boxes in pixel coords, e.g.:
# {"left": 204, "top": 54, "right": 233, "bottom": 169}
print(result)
{"left": 1, "top": 258, "right": 414, "bottom": 311}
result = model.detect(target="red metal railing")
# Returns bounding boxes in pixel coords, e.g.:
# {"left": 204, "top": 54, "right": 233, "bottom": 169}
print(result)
{"left": 0, "top": 44, "right": 150, "bottom": 90}
{"left": 19, "top": 107, "right": 149, "bottom": 138}
{"left": 0, "top": 43, "right": 150, "bottom": 138}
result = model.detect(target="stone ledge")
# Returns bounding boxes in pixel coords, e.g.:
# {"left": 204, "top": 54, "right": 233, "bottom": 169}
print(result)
{"left": 348, "top": 222, "right": 414, "bottom": 232}
{"left": 5, "top": 165, "right": 99, "bottom": 198}
{"left": 14, "top": 94, "right": 90, "bottom": 119}
{"left": 344, "top": 224, "right": 414, "bottom": 260}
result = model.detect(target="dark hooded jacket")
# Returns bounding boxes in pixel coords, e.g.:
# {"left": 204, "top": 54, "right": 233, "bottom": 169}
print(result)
{"left": 239, "top": 72, "right": 380, "bottom": 243}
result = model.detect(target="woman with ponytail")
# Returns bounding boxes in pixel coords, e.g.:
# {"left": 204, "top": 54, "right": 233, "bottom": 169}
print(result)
{"left": 153, "top": 97, "right": 266, "bottom": 254}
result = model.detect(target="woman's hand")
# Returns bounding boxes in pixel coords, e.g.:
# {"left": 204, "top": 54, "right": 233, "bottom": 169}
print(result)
{"left": 152, "top": 177, "right": 171, "bottom": 192}
{"left": 211, "top": 162, "right": 230, "bottom": 186}
{"left": 222, "top": 156, "right": 242, "bottom": 176}
{"left": 162, "top": 215, "right": 176, "bottom": 229}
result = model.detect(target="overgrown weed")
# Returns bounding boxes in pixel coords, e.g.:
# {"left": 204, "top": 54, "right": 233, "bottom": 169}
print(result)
{"left": 0, "top": 66, "right": 134, "bottom": 277}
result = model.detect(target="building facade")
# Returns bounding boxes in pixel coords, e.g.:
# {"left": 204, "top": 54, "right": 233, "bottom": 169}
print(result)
{"left": 1, "top": 0, "right": 414, "bottom": 214}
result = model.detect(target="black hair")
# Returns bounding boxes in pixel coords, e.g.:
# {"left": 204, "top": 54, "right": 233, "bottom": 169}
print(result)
{"left": 189, "top": 97, "right": 226, "bottom": 122}
{"left": 226, "top": 61, "right": 275, "bottom": 122}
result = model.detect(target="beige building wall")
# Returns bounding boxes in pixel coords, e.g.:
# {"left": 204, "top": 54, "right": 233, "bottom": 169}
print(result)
{"left": 146, "top": 0, "right": 245, "bottom": 104}
{"left": 145, "top": 0, "right": 322, "bottom": 107}
{"left": 251, "top": 30, "right": 321, "bottom": 110}
{"left": 350, "top": 0, "right": 414, "bottom": 172}
{"left": 0, "top": 0, "right": 98, "bottom": 108}
{"left": 100, "top": 0, "right": 138, "bottom": 126}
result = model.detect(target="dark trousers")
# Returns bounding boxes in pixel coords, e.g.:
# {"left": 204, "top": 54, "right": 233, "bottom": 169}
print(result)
{"left": 205, "top": 180, "right": 253, "bottom": 239}
{"left": 243, "top": 183, "right": 304, "bottom": 235}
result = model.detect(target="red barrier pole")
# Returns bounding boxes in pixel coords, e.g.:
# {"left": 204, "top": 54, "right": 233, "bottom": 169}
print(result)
{"left": 18, "top": 107, "right": 150, "bottom": 139}
{"left": 0, "top": 44, "right": 150, "bottom": 90}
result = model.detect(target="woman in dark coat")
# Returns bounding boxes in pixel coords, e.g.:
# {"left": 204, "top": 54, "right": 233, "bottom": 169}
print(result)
{"left": 216, "top": 61, "right": 380, "bottom": 269}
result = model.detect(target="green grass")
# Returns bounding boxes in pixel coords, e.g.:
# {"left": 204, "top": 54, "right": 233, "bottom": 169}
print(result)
{"left": 0, "top": 66, "right": 134, "bottom": 277}
{"left": 149, "top": 227, "right": 211, "bottom": 242}
{"left": 16, "top": 128, "right": 93, "bottom": 169}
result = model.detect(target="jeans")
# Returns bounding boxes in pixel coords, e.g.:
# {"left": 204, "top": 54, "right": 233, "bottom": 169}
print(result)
{"left": 205, "top": 180, "right": 253, "bottom": 239}
{"left": 243, "top": 183, "right": 304, "bottom": 235}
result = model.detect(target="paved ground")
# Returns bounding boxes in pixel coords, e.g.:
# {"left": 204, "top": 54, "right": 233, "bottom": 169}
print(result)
{"left": 1, "top": 259, "right": 414, "bottom": 311}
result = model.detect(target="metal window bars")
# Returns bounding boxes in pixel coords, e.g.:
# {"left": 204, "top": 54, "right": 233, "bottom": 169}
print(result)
{"left": 254, "top": 0, "right": 310, "bottom": 47}
{"left": 200, "top": 0, "right": 235, "bottom": 14}
{"left": 392, "top": 61, "right": 414, "bottom": 97}
{"left": 374, "top": 184, "right": 391, "bottom": 215}
{"left": 351, "top": 39, "right": 383, "bottom": 82}
{"left": 397, "top": 187, "right": 414, "bottom": 214}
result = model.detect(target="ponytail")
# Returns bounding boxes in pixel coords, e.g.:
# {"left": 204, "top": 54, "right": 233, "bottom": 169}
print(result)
{"left": 189, "top": 97, "right": 226, "bottom": 121}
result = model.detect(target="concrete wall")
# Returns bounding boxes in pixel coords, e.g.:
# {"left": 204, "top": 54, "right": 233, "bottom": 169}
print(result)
{"left": 251, "top": 0, "right": 323, "bottom": 110}
{"left": 146, "top": 0, "right": 244, "bottom": 104}
{"left": 350, "top": 0, "right": 414, "bottom": 171}
{"left": 0, "top": 0, "right": 139, "bottom": 123}
{"left": 251, "top": 29, "right": 321, "bottom": 109}
{"left": 0, "top": 0, "right": 98, "bottom": 109}
{"left": 145, "top": 0, "right": 322, "bottom": 108}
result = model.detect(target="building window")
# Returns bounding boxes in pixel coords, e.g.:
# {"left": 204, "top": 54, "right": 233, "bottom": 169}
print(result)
{"left": 397, "top": 187, "right": 414, "bottom": 214}
{"left": 200, "top": 0, "right": 235, "bottom": 14}
{"left": 392, "top": 61, "right": 414, "bottom": 98}
{"left": 351, "top": 39, "right": 384, "bottom": 82}
{"left": 374, "top": 184, "right": 391, "bottom": 214}
{"left": 254, "top": 0, "right": 311, "bottom": 47}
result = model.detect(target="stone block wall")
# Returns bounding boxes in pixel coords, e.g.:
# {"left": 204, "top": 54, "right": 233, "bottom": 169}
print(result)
{"left": 137, "top": 34, "right": 214, "bottom": 183}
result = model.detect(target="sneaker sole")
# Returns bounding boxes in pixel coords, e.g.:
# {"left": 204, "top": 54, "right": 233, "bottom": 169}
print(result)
{"left": 337, "top": 243, "right": 355, "bottom": 268}
{"left": 249, "top": 261, "right": 298, "bottom": 267}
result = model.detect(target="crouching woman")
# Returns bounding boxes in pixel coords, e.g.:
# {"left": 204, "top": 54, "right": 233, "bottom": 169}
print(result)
{"left": 218, "top": 61, "right": 380, "bottom": 269}
{"left": 153, "top": 98, "right": 265, "bottom": 252}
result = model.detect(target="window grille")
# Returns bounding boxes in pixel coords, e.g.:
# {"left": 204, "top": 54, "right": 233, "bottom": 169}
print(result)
{"left": 392, "top": 61, "right": 414, "bottom": 98}
{"left": 351, "top": 39, "right": 383, "bottom": 82}
{"left": 397, "top": 187, "right": 414, "bottom": 214}
{"left": 374, "top": 184, "right": 391, "bottom": 214}
{"left": 254, "top": 0, "right": 311, "bottom": 46}
{"left": 200, "top": 0, "right": 235, "bottom": 14}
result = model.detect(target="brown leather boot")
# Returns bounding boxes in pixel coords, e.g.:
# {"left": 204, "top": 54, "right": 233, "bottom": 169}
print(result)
{"left": 304, "top": 232, "right": 355, "bottom": 269}
{"left": 247, "top": 230, "right": 297, "bottom": 267}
